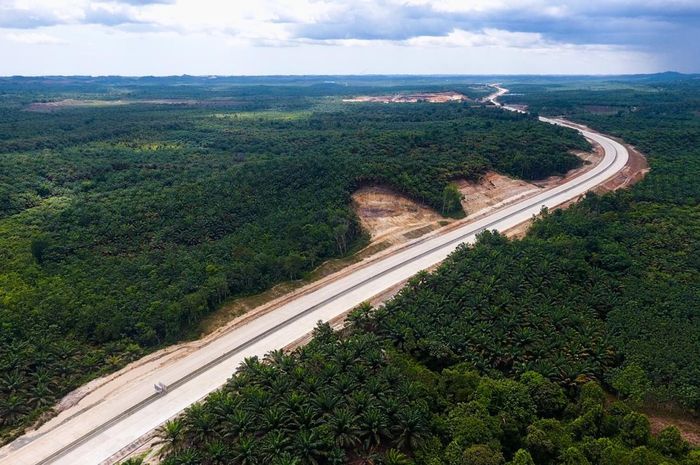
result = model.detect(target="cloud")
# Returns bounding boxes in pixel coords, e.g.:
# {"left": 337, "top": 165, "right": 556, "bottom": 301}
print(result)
{"left": 293, "top": 0, "right": 700, "bottom": 47}
{"left": 2, "top": 0, "right": 698, "bottom": 50}
{"left": 4, "top": 31, "right": 66, "bottom": 44}
{"left": 0, "top": 0, "right": 166, "bottom": 28}
{"left": 405, "top": 28, "right": 551, "bottom": 49}
{"left": 0, "top": 0, "right": 697, "bottom": 73}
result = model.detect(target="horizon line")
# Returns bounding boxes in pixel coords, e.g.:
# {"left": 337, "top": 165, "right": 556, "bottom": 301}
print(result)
{"left": 0, "top": 71, "right": 695, "bottom": 79}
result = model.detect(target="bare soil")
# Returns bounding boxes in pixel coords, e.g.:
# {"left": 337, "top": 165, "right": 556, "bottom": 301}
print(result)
{"left": 351, "top": 170, "right": 555, "bottom": 251}
{"left": 343, "top": 92, "right": 469, "bottom": 104}
{"left": 26, "top": 99, "right": 130, "bottom": 111}
{"left": 595, "top": 141, "right": 649, "bottom": 192}
{"left": 456, "top": 173, "right": 540, "bottom": 217}
{"left": 351, "top": 141, "right": 611, "bottom": 252}
{"left": 506, "top": 103, "right": 529, "bottom": 112}
{"left": 646, "top": 409, "right": 700, "bottom": 446}
{"left": 351, "top": 186, "right": 446, "bottom": 245}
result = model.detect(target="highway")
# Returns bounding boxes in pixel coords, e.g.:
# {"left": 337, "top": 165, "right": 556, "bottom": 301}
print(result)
{"left": 0, "top": 88, "right": 629, "bottom": 465}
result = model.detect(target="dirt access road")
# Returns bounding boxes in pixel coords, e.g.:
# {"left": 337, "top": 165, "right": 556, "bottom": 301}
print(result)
{"left": 0, "top": 87, "right": 632, "bottom": 465}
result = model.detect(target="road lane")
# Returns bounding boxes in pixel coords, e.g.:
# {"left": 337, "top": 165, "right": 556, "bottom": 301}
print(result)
{"left": 0, "top": 91, "right": 629, "bottom": 465}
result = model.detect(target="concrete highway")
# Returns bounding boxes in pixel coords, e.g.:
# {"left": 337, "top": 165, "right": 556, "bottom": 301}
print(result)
{"left": 0, "top": 88, "right": 629, "bottom": 465}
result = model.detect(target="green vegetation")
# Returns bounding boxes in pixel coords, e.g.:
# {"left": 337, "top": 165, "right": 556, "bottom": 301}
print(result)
{"left": 500, "top": 79, "right": 700, "bottom": 409}
{"left": 159, "top": 320, "right": 696, "bottom": 465}
{"left": 4, "top": 74, "right": 700, "bottom": 461}
{"left": 0, "top": 78, "right": 586, "bottom": 439}
{"left": 159, "top": 75, "right": 700, "bottom": 464}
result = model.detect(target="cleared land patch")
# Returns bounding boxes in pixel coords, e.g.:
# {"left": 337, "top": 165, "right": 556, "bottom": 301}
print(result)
{"left": 456, "top": 172, "right": 540, "bottom": 217}
{"left": 351, "top": 186, "right": 446, "bottom": 245}
{"left": 352, "top": 173, "right": 543, "bottom": 247}
{"left": 343, "top": 91, "right": 469, "bottom": 103}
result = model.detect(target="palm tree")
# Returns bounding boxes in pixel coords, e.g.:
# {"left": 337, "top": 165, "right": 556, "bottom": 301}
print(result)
{"left": 350, "top": 390, "right": 371, "bottom": 414}
{"left": 291, "top": 405, "right": 319, "bottom": 430}
{"left": 272, "top": 452, "right": 301, "bottom": 465}
{"left": 204, "top": 440, "right": 231, "bottom": 465}
{"left": 356, "top": 446, "right": 381, "bottom": 465}
{"left": 238, "top": 356, "right": 262, "bottom": 378}
{"left": 383, "top": 449, "right": 411, "bottom": 465}
{"left": 329, "top": 408, "right": 361, "bottom": 448}
{"left": 154, "top": 419, "right": 185, "bottom": 458}
{"left": 31, "top": 368, "right": 54, "bottom": 387}
{"left": 162, "top": 448, "right": 200, "bottom": 465}
{"left": 28, "top": 382, "right": 55, "bottom": 409}
{"left": 359, "top": 407, "right": 389, "bottom": 448}
{"left": 302, "top": 375, "right": 322, "bottom": 396}
{"left": 293, "top": 429, "right": 326, "bottom": 465}
{"left": 265, "top": 349, "right": 295, "bottom": 373}
{"left": 284, "top": 390, "right": 307, "bottom": 415}
{"left": 262, "top": 430, "right": 291, "bottom": 462}
{"left": 363, "top": 377, "right": 384, "bottom": 397}
{"left": 312, "top": 389, "right": 342, "bottom": 416}
{"left": 184, "top": 403, "right": 216, "bottom": 445}
{"left": 232, "top": 434, "right": 257, "bottom": 465}
{"left": 211, "top": 396, "right": 242, "bottom": 438}
{"left": 326, "top": 447, "right": 346, "bottom": 465}
{"left": 261, "top": 406, "right": 287, "bottom": 432}
{"left": 245, "top": 386, "right": 272, "bottom": 413}
{"left": 0, "top": 394, "right": 30, "bottom": 427}
{"left": 392, "top": 408, "right": 429, "bottom": 451}
{"left": 0, "top": 370, "right": 25, "bottom": 393}
{"left": 208, "top": 390, "right": 239, "bottom": 418}
{"left": 222, "top": 409, "right": 252, "bottom": 438}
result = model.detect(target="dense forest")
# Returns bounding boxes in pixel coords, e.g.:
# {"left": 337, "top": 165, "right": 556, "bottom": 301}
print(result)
{"left": 0, "top": 79, "right": 587, "bottom": 439}
{"left": 499, "top": 80, "right": 700, "bottom": 409}
{"left": 155, "top": 323, "right": 697, "bottom": 465}
{"left": 155, "top": 77, "right": 700, "bottom": 464}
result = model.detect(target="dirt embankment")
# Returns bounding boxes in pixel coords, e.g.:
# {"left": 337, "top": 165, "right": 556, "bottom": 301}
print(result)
{"left": 456, "top": 173, "right": 540, "bottom": 216}
{"left": 351, "top": 145, "right": 608, "bottom": 247}
{"left": 647, "top": 410, "right": 700, "bottom": 446}
{"left": 352, "top": 129, "right": 650, "bottom": 246}
{"left": 351, "top": 171, "right": 551, "bottom": 248}
{"left": 596, "top": 141, "right": 649, "bottom": 192}
{"left": 351, "top": 186, "right": 447, "bottom": 245}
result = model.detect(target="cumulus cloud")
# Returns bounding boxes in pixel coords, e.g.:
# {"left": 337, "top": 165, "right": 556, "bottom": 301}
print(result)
{"left": 0, "top": 0, "right": 164, "bottom": 28}
{"left": 289, "top": 0, "right": 700, "bottom": 49}
{"left": 2, "top": 0, "right": 698, "bottom": 48}
{"left": 0, "top": 0, "right": 697, "bottom": 73}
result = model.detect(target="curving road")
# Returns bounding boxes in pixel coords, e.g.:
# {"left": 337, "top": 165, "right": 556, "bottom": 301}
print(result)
{"left": 0, "top": 87, "right": 629, "bottom": 465}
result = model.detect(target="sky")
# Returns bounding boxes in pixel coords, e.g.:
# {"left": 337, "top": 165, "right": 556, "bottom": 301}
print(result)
{"left": 0, "top": 0, "right": 698, "bottom": 76}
